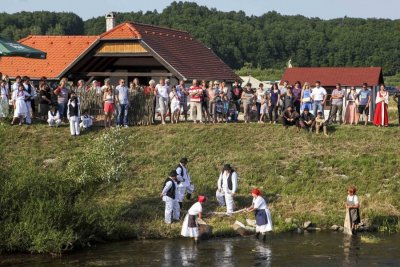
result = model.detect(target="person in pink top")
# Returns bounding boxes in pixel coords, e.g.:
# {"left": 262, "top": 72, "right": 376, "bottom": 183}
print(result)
{"left": 189, "top": 79, "right": 203, "bottom": 123}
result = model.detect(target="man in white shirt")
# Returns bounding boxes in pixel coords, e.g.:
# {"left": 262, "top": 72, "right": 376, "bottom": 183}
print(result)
{"left": 160, "top": 170, "right": 180, "bottom": 224}
{"left": 22, "top": 76, "right": 37, "bottom": 125}
{"left": 115, "top": 79, "right": 129, "bottom": 128}
{"left": 176, "top": 157, "right": 194, "bottom": 209}
{"left": 216, "top": 164, "right": 238, "bottom": 215}
{"left": 311, "top": 81, "right": 327, "bottom": 116}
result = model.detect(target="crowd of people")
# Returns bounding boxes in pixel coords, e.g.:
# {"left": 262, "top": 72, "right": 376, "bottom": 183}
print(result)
{"left": 160, "top": 158, "right": 361, "bottom": 243}
{"left": 1, "top": 71, "right": 399, "bottom": 135}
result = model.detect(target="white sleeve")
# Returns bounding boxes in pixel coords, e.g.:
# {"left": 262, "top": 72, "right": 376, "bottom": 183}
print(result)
{"left": 48, "top": 111, "right": 53, "bottom": 119}
{"left": 176, "top": 166, "right": 184, "bottom": 182}
{"left": 217, "top": 173, "right": 222, "bottom": 190}
{"left": 231, "top": 172, "right": 238, "bottom": 193}
{"left": 162, "top": 181, "right": 172, "bottom": 195}
{"left": 353, "top": 195, "right": 359, "bottom": 205}
{"left": 253, "top": 197, "right": 261, "bottom": 209}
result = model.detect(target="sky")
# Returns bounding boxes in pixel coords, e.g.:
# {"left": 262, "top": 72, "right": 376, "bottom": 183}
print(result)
{"left": 1, "top": 0, "right": 399, "bottom": 20}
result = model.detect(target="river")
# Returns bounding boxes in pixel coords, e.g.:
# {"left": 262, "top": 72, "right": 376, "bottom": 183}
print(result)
{"left": 1, "top": 232, "right": 399, "bottom": 266}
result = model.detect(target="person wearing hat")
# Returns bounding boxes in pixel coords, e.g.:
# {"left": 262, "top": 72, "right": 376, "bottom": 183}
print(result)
{"left": 176, "top": 158, "right": 194, "bottom": 209}
{"left": 47, "top": 105, "right": 61, "bottom": 127}
{"left": 160, "top": 170, "right": 180, "bottom": 224}
{"left": 216, "top": 164, "right": 238, "bottom": 215}
{"left": 67, "top": 91, "right": 81, "bottom": 136}
{"left": 246, "top": 188, "right": 273, "bottom": 240}
{"left": 181, "top": 195, "right": 206, "bottom": 242}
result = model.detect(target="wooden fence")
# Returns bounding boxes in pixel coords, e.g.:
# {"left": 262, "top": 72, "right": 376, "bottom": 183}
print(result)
{"left": 78, "top": 90, "right": 155, "bottom": 126}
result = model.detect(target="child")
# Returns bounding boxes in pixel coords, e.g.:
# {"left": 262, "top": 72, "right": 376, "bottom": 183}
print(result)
{"left": 11, "top": 84, "right": 30, "bottom": 126}
{"left": 345, "top": 186, "right": 360, "bottom": 234}
{"left": 215, "top": 95, "right": 224, "bottom": 123}
{"left": 259, "top": 94, "right": 268, "bottom": 123}
{"left": 228, "top": 101, "right": 237, "bottom": 122}
{"left": 67, "top": 91, "right": 80, "bottom": 136}
{"left": 169, "top": 86, "right": 181, "bottom": 124}
{"left": 47, "top": 105, "right": 61, "bottom": 127}
{"left": 315, "top": 111, "right": 328, "bottom": 136}
{"left": 181, "top": 196, "right": 206, "bottom": 243}
{"left": 222, "top": 94, "right": 229, "bottom": 122}
{"left": 80, "top": 109, "right": 94, "bottom": 129}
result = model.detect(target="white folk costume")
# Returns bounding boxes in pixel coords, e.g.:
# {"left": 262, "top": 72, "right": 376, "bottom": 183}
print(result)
{"left": 346, "top": 194, "right": 360, "bottom": 227}
{"left": 181, "top": 202, "right": 203, "bottom": 238}
{"left": 80, "top": 114, "right": 94, "bottom": 129}
{"left": 176, "top": 162, "right": 194, "bottom": 205}
{"left": 252, "top": 195, "right": 273, "bottom": 233}
{"left": 216, "top": 167, "right": 238, "bottom": 214}
{"left": 12, "top": 90, "right": 29, "bottom": 118}
{"left": 0, "top": 86, "right": 9, "bottom": 117}
{"left": 47, "top": 109, "right": 61, "bottom": 127}
{"left": 23, "top": 83, "right": 36, "bottom": 124}
{"left": 373, "top": 91, "right": 389, "bottom": 126}
{"left": 161, "top": 176, "right": 180, "bottom": 224}
{"left": 67, "top": 97, "right": 81, "bottom": 136}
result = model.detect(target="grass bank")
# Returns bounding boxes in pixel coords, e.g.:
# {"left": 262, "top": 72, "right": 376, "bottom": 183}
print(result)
{"left": 0, "top": 109, "right": 399, "bottom": 254}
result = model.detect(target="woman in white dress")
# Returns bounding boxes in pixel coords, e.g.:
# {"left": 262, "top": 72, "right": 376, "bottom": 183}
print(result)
{"left": 11, "top": 84, "right": 30, "bottom": 125}
{"left": 0, "top": 80, "right": 9, "bottom": 119}
{"left": 345, "top": 185, "right": 360, "bottom": 234}
{"left": 181, "top": 195, "right": 206, "bottom": 242}
{"left": 169, "top": 86, "right": 181, "bottom": 124}
{"left": 246, "top": 188, "right": 273, "bottom": 241}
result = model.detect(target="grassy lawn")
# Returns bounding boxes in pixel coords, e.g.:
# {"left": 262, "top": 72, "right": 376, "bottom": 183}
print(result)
{"left": 0, "top": 104, "right": 399, "bottom": 253}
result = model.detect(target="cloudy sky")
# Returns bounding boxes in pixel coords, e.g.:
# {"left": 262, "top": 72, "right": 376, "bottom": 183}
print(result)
{"left": 1, "top": 0, "right": 399, "bottom": 20}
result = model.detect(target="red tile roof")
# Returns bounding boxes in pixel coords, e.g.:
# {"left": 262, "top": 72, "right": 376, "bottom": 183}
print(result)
{"left": 0, "top": 35, "right": 98, "bottom": 79}
{"left": 280, "top": 67, "right": 384, "bottom": 87}
{"left": 131, "top": 22, "right": 239, "bottom": 81}
{"left": 100, "top": 23, "right": 141, "bottom": 39}
{"left": 0, "top": 22, "right": 239, "bottom": 81}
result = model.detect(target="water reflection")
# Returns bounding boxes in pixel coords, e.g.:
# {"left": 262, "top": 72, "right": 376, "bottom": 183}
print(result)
{"left": 253, "top": 242, "right": 272, "bottom": 267}
{"left": 342, "top": 235, "right": 361, "bottom": 267}
{"left": 162, "top": 241, "right": 198, "bottom": 267}
{"left": 219, "top": 241, "right": 234, "bottom": 267}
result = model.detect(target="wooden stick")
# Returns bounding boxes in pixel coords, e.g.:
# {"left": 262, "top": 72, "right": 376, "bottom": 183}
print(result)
{"left": 207, "top": 208, "right": 246, "bottom": 216}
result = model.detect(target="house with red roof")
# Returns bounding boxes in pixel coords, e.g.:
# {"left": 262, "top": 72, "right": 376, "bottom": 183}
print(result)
{"left": 0, "top": 17, "right": 239, "bottom": 85}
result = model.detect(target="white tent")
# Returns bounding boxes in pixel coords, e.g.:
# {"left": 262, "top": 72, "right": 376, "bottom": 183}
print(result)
{"left": 240, "top": 76, "right": 271, "bottom": 89}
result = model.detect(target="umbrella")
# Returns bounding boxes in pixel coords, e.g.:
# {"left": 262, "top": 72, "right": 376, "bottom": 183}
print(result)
{"left": 0, "top": 37, "right": 46, "bottom": 59}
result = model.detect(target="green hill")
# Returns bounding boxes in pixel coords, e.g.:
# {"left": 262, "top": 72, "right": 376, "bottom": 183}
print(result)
{"left": 0, "top": 107, "right": 399, "bottom": 253}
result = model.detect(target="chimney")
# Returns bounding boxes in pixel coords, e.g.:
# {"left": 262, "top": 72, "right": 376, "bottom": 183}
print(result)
{"left": 106, "top": 12, "right": 116, "bottom": 31}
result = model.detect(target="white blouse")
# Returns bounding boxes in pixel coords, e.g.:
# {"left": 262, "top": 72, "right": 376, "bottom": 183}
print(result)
{"left": 346, "top": 195, "right": 359, "bottom": 206}
{"left": 188, "top": 202, "right": 202, "bottom": 216}
{"left": 253, "top": 196, "right": 268, "bottom": 210}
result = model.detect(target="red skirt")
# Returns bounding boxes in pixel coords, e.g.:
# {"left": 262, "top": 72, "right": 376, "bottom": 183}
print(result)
{"left": 373, "top": 102, "right": 388, "bottom": 126}
{"left": 104, "top": 102, "right": 115, "bottom": 113}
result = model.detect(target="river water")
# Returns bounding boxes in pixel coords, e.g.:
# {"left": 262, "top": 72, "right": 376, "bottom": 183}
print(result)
{"left": 1, "top": 232, "right": 399, "bottom": 266}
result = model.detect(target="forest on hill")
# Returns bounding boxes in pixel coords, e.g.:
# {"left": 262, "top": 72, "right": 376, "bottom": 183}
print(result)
{"left": 0, "top": 1, "right": 399, "bottom": 75}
